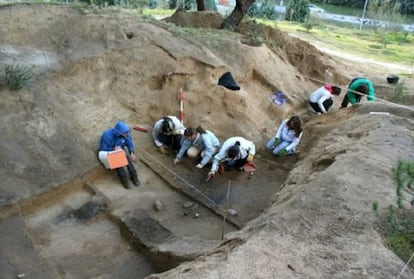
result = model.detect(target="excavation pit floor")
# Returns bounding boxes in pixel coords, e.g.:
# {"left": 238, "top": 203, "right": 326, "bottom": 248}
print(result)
{"left": 0, "top": 131, "right": 297, "bottom": 278}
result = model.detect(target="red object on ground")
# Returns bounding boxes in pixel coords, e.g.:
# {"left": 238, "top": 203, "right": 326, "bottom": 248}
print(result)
{"left": 133, "top": 126, "right": 149, "bottom": 133}
{"left": 205, "top": 173, "right": 214, "bottom": 182}
{"left": 218, "top": 165, "right": 224, "bottom": 175}
{"left": 243, "top": 162, "right": 257, "bottom": 173}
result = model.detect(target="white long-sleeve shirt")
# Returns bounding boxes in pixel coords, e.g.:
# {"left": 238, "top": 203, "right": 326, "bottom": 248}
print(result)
{"left": 211, "top": 136, "right": 255, "bottom": 172}
{"left": 275, "top": 119, "right": 302, "bottom": 152}
{"left": 152, "top": 116, "right": 185, "bottom": 147}
{"left": 309, "top": 86, "right": 332, "bottom": 113}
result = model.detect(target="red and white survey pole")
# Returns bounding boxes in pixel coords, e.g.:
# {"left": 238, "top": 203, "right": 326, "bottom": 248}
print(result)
{"left": 178, "top": 88, "right": 184, "bottom": 125}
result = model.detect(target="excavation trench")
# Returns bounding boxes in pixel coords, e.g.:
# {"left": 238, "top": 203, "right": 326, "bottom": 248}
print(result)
{"left": 1, "top": 134, "right": 295, "bottom": 278}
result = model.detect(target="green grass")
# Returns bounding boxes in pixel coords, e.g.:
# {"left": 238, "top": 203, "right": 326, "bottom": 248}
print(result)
{"left": 143, "top": 8, "right": 414, "bottom": 68}
{"left": 272, "top": 19, "right": 414, "bottom": 66}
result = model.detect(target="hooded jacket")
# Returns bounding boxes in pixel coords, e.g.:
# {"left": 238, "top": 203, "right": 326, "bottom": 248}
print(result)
{"left": 99, "top": 121, "right": 134, "bottom": 154}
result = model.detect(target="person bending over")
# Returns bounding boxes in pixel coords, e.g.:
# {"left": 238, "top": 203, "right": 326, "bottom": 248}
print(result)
{"left": 340, "top": 77, "right": 375, "bottom": 108}
{"left": 309, "top": 84, "right": 341, "bottom": 114}
{"left": 152, "top": 116, "right": 186, "bottom": 153}
{"left": 208, "top": 136, "right": 255, "bottom": 178}
{"left": 173, "top": 126, "right": 221, "bottom": 169}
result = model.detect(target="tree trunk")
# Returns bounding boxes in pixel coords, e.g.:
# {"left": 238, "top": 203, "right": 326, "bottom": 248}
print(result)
{"left": 221, "top": 0, "right": 255, "bottom": 31}
{"left": 196, "top": 0, "right": 205, "bottom": 11}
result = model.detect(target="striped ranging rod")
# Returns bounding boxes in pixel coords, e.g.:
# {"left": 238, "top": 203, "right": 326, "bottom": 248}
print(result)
{"left": 178, "top": 88, "right": 184, "bottom": 125}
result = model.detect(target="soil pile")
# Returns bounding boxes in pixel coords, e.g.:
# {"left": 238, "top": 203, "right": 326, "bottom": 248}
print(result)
{"left": 0, "top": 4, "right": 413, "bottom": 279}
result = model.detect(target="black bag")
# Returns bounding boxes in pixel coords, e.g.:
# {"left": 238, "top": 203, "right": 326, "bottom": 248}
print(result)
{"left": 218, "top": 72, "right": 240, "bottom": 91}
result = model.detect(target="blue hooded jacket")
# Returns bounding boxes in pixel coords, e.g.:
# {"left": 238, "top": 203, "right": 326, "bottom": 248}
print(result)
{"left": 99, "top": 121, "right": 134, "bottom": 154}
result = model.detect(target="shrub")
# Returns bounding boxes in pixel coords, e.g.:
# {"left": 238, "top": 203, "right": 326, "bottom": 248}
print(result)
{"left": 285, "top": 0, "right": 309, "bottom": 23}
{"left": 374, "top": 160, "right": 414, "bottom": 267}
{"left": 394, "top": 81, "right": 407, "bottom": 103}
{"left": 2, "top": 64, "right": 33, "bottom": 91}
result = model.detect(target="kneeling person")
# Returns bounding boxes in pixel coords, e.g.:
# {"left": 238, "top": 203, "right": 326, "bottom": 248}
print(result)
{"left": 174, "top": 126, "right": 221, "bottom": 169}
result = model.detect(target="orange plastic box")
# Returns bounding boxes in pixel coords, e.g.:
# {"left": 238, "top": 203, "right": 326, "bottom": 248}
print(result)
{"left": 107, "top": 149, "right": 128, "bottom": 169}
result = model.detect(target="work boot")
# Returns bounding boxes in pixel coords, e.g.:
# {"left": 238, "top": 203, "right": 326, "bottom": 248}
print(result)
{"left": 119, "top": 176, "right": 131, "bottom": 189}
{"left": 131, "top": 174, "right": 140, "bottom": 187}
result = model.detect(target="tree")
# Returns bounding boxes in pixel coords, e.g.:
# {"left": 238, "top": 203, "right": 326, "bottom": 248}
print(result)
{"left": 196, "top": 0, "right": 205, "bottom": 11}
{"left": 285, "top": 0, "right": 310, "bottom": 23}
{"left": 221, "top": 0, "right": 256, "bottom": 31}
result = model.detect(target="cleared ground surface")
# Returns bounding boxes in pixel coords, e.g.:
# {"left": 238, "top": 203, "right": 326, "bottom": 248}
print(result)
{"left": 0, "top": 4, "right": 413, "bottom": 279}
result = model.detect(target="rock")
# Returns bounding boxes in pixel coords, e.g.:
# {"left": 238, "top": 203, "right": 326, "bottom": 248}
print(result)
{"left": 183, "top": 201, "right": 194, "bottom": 208}
{"left": 74, "top": 200, "right": 107, "bottom": 220}
{"left": 153, "top": 198, "right": 164, "bottom": 211}
{"left": 227, "top": 209, "right": 238, "bottom": 216}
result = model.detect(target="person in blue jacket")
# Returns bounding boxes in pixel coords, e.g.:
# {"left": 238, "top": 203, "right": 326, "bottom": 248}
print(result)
{"left": 173, "top": 126, "right": 221, "bottom": 169}
{"left": 340, "top": 77, "right": 375, "bottom": 108}
{"left": 98, "top": 120, "right": 140, "bottom": 189}
{"left": 266, "top": 116, "right": 303, "bottom": 156}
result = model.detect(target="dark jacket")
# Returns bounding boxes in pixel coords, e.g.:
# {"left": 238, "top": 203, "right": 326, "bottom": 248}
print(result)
{"left": 99, "top": 121, "right": 134, "bottom": 154}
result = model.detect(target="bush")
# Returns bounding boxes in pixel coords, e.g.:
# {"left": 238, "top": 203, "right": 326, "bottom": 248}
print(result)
{"left": 285, "top": 0, "right": 309, "bottom": 23}
{"left": 2, "top": 64, "right": 33, "bottom": 91}
{"left": 394, "top": 81, "right": 407, "bottom": 103}
{"left": 374, "top": 160, "right": 414, "bottom": 267}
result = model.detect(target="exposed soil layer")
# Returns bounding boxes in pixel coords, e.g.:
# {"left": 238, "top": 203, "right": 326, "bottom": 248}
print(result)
{"left": 0, "top": 4, "right": 413, "bottom": 279}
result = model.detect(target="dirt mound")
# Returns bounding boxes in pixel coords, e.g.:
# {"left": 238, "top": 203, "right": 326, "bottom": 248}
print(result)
{"left": 1, "top": 4, "right": 413, "bottom": 279}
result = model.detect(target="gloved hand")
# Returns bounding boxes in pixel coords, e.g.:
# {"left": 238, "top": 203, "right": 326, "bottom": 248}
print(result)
{"left": 195, "top": 163, "right": 202, "bottom": 169}
{"left": 247, "top": 153, "right": 254, "bottom": 162}
{"left": 205, "top": 171, "right": 215, "bottom": 182}
{"left": 173, "top": 158, "right": 180, "bottom": 164}
{"left": 159, "top": 146, "right": 167, "bottom": 154}
{"left": 273, "top": 137, "right": 281, "bottom": 146}
{"left": 278, "top": 148, "right": 287, "bottom": 157}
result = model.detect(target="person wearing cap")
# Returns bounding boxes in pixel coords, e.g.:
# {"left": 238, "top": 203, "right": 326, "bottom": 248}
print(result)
{"left": 98, "top": 120, "right": 140, "bottom": 189}
{"left": 340, "top": 77, "right": 375, "bottom": 108}
{"left": 208, "top": 136, "right": 256, "bottom": 177}
{"left": 173, "top": 126, "right": 221, "bottom": 169}
{"left": 309, "top": 84, "right": 341, "bottom": 114}
{"left": 266, "top": 116, "right": 303, "bottom": 156}
{"left": 152, "top": 116, "right": 186, "bottom": 154}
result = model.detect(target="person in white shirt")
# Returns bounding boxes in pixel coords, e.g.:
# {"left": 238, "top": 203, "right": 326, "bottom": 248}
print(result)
{"left": 309, "top": 84, "right": 341, "bottom": 114}
{"left": 152, "top": 116, "right": 186, "bottom": 153}
{"left": 266, "top": 116, "right": 303, "bottom": 156}
{"left": 208, "top": 136, "right": 255, "bottom": 177}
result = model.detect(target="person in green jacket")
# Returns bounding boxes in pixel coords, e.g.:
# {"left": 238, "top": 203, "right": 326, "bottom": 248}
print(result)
{"left": 340, "top": 77, "right": 375, "bottom": 108}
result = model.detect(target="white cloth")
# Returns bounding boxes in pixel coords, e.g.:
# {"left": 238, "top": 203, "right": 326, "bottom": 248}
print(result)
{"left": 98, "top": 151, "right": 110, "bottom": 169}
{"left": 309, "top": 86, "right": 332, "bottom": 113}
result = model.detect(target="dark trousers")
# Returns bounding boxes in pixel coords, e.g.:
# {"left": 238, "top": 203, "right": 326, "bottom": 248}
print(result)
{"left": 309, "top": 99, "right": 333, "bottom": 113}
{"left": 341, "top": 77, "right": 364, "bottom": 108}
{"left": 340, "top": 93, "right": 363, "bottom": 108}
{"left": 226, "top": 156, "right": 248, "bottom": 170}
{"left": 158, "top": 134, "right": 182, "bottom": 151}
{"left": 115, "top": 154, "right": 136, "bottom": 178}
